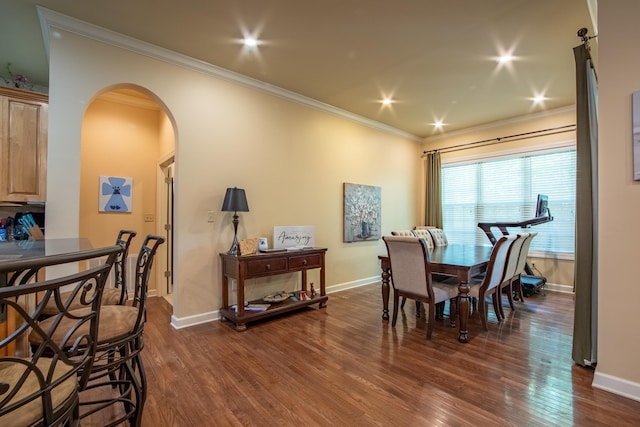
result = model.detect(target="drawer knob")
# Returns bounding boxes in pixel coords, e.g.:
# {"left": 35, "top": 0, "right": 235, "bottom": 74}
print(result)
{"left": 265, "top": 264, "right": 271, "bottom": 270}
{"left": 302, "top": 259, "right": 308, "bottom": 265}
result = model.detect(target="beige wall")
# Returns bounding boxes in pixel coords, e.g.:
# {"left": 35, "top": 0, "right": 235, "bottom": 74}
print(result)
{"left": 45, "top": 29, "right": 420, "bottom": 324}
{"left": 420, "top": 108, "right": 577, "bottom": 288}
{"left": 593, "top": 0, "right": 640, "bottom": 397}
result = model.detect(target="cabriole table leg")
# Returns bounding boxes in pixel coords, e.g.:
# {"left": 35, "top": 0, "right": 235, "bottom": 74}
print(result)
{"left": 457, "top": 281, "right": 470, "bottom": 343}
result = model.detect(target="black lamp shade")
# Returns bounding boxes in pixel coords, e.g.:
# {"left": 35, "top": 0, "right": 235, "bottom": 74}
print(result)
{"left": 221, "top": 187, "right": 249, "bottom": 212}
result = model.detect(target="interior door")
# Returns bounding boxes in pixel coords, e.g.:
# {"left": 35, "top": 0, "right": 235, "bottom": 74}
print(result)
{"left": 165, "top": 162, "right": 174, "bottom": 295}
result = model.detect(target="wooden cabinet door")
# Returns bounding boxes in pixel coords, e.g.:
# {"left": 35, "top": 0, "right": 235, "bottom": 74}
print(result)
{"left": 0, "top": 87, "right": 48, "bottom": 202}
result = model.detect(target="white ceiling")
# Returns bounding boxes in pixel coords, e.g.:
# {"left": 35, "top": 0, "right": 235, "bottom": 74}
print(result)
{"left": 1, "top": 0, "right": 596, "bottom": 139}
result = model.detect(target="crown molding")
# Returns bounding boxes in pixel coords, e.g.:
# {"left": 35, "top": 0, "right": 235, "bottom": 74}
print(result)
{"left": 36, "top": 6, "right": 420, "bottom": 142}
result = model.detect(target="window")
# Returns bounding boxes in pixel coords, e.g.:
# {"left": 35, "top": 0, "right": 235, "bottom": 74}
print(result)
{"left": 441, "top": 147, "right": 576, "bottom": 257}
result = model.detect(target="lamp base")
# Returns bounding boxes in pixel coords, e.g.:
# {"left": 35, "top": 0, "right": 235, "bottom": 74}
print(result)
{"left": 227, "top": 235, "right": 240, "bottom": 255}
{"left": 227, "top": 212, "right": 240, "bottom": 255}
{"left": 227, "top": 212, "right": 241, "bottom": 255}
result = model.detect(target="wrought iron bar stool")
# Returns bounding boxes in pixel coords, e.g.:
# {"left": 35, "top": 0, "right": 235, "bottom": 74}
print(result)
{"left": 40, "top": 230, "right": 137, "bottom": 317}
{"left": 0, "top": 245, "right": 120, "bottom": 426}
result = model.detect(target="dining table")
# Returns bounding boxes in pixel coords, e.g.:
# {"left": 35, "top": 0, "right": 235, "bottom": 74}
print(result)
{"left": 378, "top": 243, "right": 493, "bottom": 343}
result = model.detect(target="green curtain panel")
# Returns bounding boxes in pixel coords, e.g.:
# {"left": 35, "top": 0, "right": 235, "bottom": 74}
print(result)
{"left": 425, "top": 152, "right": 443, "bottom": 228}
{"left": 572, "top": 43, "right": 598, "bottom": 366}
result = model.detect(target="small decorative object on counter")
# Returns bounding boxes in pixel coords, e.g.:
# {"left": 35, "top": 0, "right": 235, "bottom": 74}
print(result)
{"left": 16, "top": 213, "right": 44, "bottom": 240}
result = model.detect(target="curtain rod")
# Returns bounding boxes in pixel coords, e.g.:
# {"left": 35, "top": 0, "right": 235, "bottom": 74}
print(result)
{"left": 423, "top": 124, "right": 576, "bottom": 155}
{"left": 577, "top": 27, "right": 597, "bottom": 51}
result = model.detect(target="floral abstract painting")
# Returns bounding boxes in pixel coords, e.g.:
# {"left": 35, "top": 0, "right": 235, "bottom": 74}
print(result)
{"left": 343, "top": 183, "right": 381, "bottom": 242}
{"left": 99, "top": 176, "right": 132, "bottom": 212}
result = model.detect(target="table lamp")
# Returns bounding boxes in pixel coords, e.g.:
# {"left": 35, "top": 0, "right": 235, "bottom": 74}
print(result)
{"left": 221, "top": 187, "right": 249, "bottom": 255}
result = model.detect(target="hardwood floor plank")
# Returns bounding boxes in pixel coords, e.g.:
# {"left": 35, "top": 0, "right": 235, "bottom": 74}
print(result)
{"left": 83, "top": 283, "right": 640, "bottom": 426}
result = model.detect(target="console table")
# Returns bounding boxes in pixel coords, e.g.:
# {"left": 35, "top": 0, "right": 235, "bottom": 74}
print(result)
{"left": 219, "top": 248, "right": 328, "bottom": 331}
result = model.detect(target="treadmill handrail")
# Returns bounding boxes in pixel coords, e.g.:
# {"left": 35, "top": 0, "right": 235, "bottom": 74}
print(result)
{"left": 478, "top": 214, "right": 553, "bottom": 245}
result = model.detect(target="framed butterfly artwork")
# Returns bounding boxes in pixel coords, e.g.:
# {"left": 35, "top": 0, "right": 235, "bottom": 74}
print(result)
{"left": 99, "top": 176, "right": 133, "bottom": 213}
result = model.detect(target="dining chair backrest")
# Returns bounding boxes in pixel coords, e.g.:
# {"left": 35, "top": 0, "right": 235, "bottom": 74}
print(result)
{"left": 411, "top": 229, "right": 435, "bottom": 249}
{"left": 481, "top": 234, "right": 518, "bottom": 292}
{"left": 514, "top": 231, "right": 537, "bottom": 277}
{"left": 427, "top": 228, "right": 448, "bottom": 247}
{"left": 383, "top": 236, "right": 434, "bottom": 299}
{"left": 502, "top": 233, "right": 527, "bottom": 283}
{"left": 390, "top": 230, "right": 414, "bottom": 237}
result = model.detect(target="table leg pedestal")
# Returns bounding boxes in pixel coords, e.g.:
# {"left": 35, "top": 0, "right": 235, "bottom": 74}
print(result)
{"left": 380, "top": 264, "right": 391, "bottom": 320}
{"left": 457, "top": 281, "right": 470, "bottom": 343}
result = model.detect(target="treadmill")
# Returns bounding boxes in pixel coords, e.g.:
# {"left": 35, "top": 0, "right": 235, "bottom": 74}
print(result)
{"left": 477, "top": 195, "right": 552, "bottom": 296}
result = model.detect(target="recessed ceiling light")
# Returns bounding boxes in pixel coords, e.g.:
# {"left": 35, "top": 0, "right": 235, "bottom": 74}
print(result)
{"left": 531, "top": 94, "right": 548, "bottom": 104}
{"left": 497, "top": 54, "right": 514, "bottom": 64}
{"left": 243, "top": 37, "right": 258, "bottom": 47}
{"left": 381, "top": 98, "right": 394, "bottom": 105}
{"left": 433, "top": 120, "right": 445, "bottom": 129}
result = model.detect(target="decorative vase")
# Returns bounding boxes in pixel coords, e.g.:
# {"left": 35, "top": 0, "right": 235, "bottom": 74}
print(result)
{"left": 361, "top": 221, "right": 370, "bottom": 238}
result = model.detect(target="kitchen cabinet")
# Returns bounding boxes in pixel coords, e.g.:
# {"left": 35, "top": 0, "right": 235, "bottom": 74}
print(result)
{"left": 0, "top": 86, "right": 48, "bottom": 202}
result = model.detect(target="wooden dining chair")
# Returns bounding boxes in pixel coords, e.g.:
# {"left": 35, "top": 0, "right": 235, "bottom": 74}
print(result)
{"left": 393, "top": 229, "right": 437, "bottom": 312}
{"left": 426, "top": 227, "right": 448, "bottom": 247}
{"left": 495, "top": 233, "right": 527, "bottom": 319}
{"left": 29, "top": 234, "right": 164, "bottom": 426}
{"left": 410, "top": 229, "right": 435, "bottom": 249}
{"left": 498, "top": 231, "right": 538, "bottom": 319}
{"left": 468, "top": 234, "right": 518, "bottom": 330}
{"left": 0, "top": 247, "right": 119, "bottom": 426}
{"left": 383, "top": 236, "right": 459, "bottom": 340}
{"left": 40, "top": 230, "right": 137, "bottom": 317}
{"left": 514, "top": 231, "right": 537, "bottom": 302}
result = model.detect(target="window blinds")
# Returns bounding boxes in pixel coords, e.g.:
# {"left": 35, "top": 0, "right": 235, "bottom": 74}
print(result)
{"left": 441, "top": 149, "right": 576, "bottom": 256}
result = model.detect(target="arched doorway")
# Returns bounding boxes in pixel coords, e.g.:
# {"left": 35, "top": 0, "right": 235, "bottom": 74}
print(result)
{"left": 79, "top": 85, "right": 176, "bottom": 309}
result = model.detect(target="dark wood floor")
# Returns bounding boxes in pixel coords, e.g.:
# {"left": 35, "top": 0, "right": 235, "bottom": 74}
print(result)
{"left": 87, "top": 284, "right": 640, "bottom": 426}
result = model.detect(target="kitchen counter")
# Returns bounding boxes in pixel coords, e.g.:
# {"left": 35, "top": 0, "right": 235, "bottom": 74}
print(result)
{"left": 0, "top": 238, "right": 93, "bottom": 265}
{"left": 0, "top": 238, "right": 120, "bottom": 289}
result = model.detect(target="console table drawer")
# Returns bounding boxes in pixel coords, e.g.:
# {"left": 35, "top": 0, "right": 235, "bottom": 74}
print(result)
{"left": 289, "top": 254, "right": 322, "bottom": 270}
{"left": 246, "top": 258, "right": 288, "bottom": 276}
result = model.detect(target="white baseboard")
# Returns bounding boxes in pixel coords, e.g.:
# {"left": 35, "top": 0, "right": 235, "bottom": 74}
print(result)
{"left": 541, "top": 282, "right": 573, "bottom": 294}
{"left": 593, "top": 371, "right": 640, "bottom": 403}
{"left": 326, "top": 276, "right": 379, "bottom": 294}
{"left": 168, "top": 278, "right": 379, "bottom": 329}
{"left": 170, "top": 310, "right": 219, "bottom": 329}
